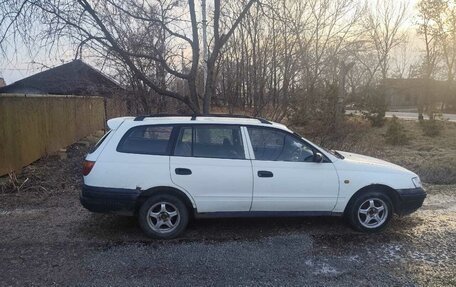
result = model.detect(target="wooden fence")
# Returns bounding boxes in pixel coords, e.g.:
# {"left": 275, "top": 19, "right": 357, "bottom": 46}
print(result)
{"left": 0, "top": 94, "right": 107, "bottom": 176}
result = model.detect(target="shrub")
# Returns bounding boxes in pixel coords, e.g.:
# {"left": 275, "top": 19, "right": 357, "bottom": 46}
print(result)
{"left": 420, "top": 119, "right": 443, "bottom": 137}
{"left": 419, "top": 156, "right": 456, "bottom": 184}
{"left": 363, "top": 109, "right": 386, "bottom": 127}
{"left": 385, "top": 116, "right": 408, "bottom": 145}
{"left": 360, "top": 88, "right": 388, "bottom": 127}
{"left": 293, "top": 116, "right": 371, "bottom": 151}
{"left": 0, "top": 172, "right": 28, "bottom": 193}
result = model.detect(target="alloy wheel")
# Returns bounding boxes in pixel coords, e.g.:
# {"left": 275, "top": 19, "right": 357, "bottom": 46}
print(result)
{"left": 357, "top": 198, "right": 388, "bottom": 229}
{"left": 146, "top": 202, "right": 180, "bottom": 234}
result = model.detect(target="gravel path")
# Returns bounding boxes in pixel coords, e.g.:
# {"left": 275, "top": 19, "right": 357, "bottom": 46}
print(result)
{"left": 0, "top": 184, "right": 454, "bottom": 286}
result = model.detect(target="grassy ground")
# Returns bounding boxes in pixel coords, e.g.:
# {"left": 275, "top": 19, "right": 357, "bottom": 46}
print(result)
{"left": 295, "top": 118, "right": 456, "bottom": 184}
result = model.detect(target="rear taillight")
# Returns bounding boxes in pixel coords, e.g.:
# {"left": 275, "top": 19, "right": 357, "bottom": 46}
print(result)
{"left": 82, "top": 160, "right": 95, "bottom": 176}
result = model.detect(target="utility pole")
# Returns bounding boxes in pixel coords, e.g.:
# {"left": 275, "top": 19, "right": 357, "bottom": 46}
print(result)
{"left": 201, "top": 0, "right": 208, "bottom": 105}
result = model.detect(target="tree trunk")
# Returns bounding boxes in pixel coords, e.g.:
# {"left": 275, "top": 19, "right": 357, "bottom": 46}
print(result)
{"left": 203, "top": 55, "right": 218, "bottom": 114}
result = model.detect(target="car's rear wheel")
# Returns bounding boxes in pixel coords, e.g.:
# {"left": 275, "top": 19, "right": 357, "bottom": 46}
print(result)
{"left": 347, "top": 191, "right": 393, "bottom": 232}
{"left": 138, "top": 194, "right": 189, "bottom": 239}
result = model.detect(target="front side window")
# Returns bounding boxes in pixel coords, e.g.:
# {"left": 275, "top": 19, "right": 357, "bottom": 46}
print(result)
{"left": 174, "top": 125, "right": 245, "bottom": 159}
{"left": 247, "top": 127, "right": 314, "bottom": 162}
{"left": 117, "top": 125, "right": 173, "bottom": 155}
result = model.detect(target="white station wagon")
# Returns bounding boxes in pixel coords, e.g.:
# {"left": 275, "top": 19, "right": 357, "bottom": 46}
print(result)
{"left": 80, "top": 115, "right": 426, "bottom": 239}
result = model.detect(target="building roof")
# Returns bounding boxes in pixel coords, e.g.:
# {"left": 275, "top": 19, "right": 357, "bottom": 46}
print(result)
{"left": 383, "top": 78, "right": 456, "bottom": 90}
{"left": 0, "top": 60, "right": 123, "bottom": 97}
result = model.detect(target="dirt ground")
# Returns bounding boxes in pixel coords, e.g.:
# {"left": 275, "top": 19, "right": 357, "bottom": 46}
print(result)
{"left": 0, "top": 125, "right": 455, "bottom": 286}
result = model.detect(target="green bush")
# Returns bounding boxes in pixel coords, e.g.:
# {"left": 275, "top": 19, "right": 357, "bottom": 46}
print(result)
{"left": 385, "top": 116, "right": 408, "bottom": 145}
{"left": 420, "top": 119, "right": 443, "bottom": 137}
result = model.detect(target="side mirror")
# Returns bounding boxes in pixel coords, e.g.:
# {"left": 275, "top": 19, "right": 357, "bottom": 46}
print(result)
{"left": 313, "top": 152, "right": 323, "bottom": 163}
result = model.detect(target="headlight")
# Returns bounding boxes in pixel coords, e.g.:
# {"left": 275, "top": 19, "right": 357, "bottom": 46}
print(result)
{"left": 412, "top": 177, "right": 422, "bottom": 188}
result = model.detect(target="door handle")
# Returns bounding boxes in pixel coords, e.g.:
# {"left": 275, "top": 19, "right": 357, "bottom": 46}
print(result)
{"left": 258, "top": 170, "right": 273, "bottom": 178}
{"left": 175, "top": 168, "right": 192, "bottom": 175}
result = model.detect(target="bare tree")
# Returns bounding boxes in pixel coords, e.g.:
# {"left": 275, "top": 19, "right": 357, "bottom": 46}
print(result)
{"left": 431, "top": 0, "right": 456, "bottom": 110}
{"left": 363, "top": 0, "right": 408, "bottom": 80}
{"left": 417, "top": 0, "right": 446, "bottom": 118}
{"left": 417, "top": 0, "right": 443, "bottom": 80}
{"left": 5, "top": 0, "right": 448, "bottom": 128}
{"left": 391, "top": 40, "right": 413, "bottom": 79}
{"left": 0, "top": 0, "right": 256, "bottom": 114}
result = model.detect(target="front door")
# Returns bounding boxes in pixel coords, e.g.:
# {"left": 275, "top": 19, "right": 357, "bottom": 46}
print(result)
{"left": 246, "top": 127, "right": 339, "bottom": 212}
{"left": 170, "top": 125, "right": 253, "bottom": 213}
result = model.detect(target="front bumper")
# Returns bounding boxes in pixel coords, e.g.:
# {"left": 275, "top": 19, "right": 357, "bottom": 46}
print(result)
{"left": 80, "top": 184, "right": 139, "bottom": 216}
{"left": 395, "top": 187, "right": 426, "bottom": 215}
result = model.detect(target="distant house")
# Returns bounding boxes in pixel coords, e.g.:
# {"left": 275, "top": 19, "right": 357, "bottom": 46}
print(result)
{"left": 0, "top": 77, "right": 5, "bottom": 88}
{"left": 0, "top": 60, "right": 124, "bottom": 97}
{"left": 383, "top": 78, "right": 456, "bottom": 110}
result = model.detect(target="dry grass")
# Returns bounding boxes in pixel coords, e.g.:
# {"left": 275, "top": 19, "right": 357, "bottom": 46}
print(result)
{"left": 296, "top": 118, "right": 456, "bottom": 184}
{"left": 0, "top": 136, "right": 99, "bottom": 194}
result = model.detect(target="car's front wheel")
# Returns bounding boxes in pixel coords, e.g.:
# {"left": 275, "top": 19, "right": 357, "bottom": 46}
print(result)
{"left": 347, "top": 191, "right": 393, "bottom": 232}
{"left": 138, "top": 194, "right": 189, "bottom": 239}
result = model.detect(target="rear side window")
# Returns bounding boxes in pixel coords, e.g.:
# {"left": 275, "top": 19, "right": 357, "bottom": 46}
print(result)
{"left": 174, "top": 127, "right": 192, "bottom": 157}
{"left": 174, "top": 125, "right": 245, "bottom": 159}
{"left": 117, "top": 125, "right": 173, "bottom": 155}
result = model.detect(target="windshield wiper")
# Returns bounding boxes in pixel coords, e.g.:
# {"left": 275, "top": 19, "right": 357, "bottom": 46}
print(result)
{"left": 333, "top": 150, "right": 345, "bottom": 159}
{"left": 324, "top": 148, "right": 345, "bottom": 159}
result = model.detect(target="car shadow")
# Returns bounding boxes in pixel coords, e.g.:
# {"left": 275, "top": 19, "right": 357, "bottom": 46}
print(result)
{"left": 75, "top": 210, "right": 424, "bottom": 247}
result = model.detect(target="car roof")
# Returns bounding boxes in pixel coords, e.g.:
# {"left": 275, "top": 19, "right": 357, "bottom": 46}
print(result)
{"left": 107, "top": 116, "right": 291, "bottom": 132}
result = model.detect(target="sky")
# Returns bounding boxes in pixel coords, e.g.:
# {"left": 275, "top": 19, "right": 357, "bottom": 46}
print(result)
{"left": 0, "top": 47, "right": 76, "bottom": 85}
{"left": 0, "top": 0, "right": 421, "bottom": 85}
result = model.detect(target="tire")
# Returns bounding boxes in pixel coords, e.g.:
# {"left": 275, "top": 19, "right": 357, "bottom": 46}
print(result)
{"left": 138, "top": 194, "right": 189, "bottom": 239}
{"left": 346, "top": 190, "right": 393, "bottom": 233}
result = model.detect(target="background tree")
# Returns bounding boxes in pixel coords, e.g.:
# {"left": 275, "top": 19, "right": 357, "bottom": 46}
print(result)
{"left": 355, "top": 0, "right": 408, "bottom": 126}
{"left": 5, "top": 0, "right": 456, "bottom": 129}
{"left": 0, "top": 0, "right": 257, "bottom": 114}
{"left": 416, "top": 0, "right": 445, "bottom": 119}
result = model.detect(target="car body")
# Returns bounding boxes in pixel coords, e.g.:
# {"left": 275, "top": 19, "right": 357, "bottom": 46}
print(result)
{"left": 80, "top": 115, "right": 426, "bottom": 238}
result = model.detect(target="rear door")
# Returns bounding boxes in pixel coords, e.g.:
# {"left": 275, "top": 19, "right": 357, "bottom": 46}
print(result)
{"left": 170, "top": 124, "right": 253, "bottom": 213}
{"left": 246, "top": 126, "right": 339, "bottom": 212}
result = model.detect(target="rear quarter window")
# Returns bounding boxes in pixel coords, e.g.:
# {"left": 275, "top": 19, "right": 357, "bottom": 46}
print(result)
{"left": 117, "top": 125, "right": 173, "bottom": 155}
{"left": 89, "top": 130, "right": 112, "bottom": 154}
{"left": 174, "top": 125, "right": 245, "bottom": 159}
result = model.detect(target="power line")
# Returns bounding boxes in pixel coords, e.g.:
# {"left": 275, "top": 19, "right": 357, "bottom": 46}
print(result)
{"left": 0, "top": 67, "right": 33, "bottom": 71}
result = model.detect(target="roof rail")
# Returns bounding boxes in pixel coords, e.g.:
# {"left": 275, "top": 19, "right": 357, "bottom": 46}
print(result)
{"left": 190, "top": 114, "right": 272, "bottom": 124}
{"left": 133, "top": 114, "right": 189, "bottom": 121}
{"left": 133, "top": 113, "right": 272, "bottom": 125}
